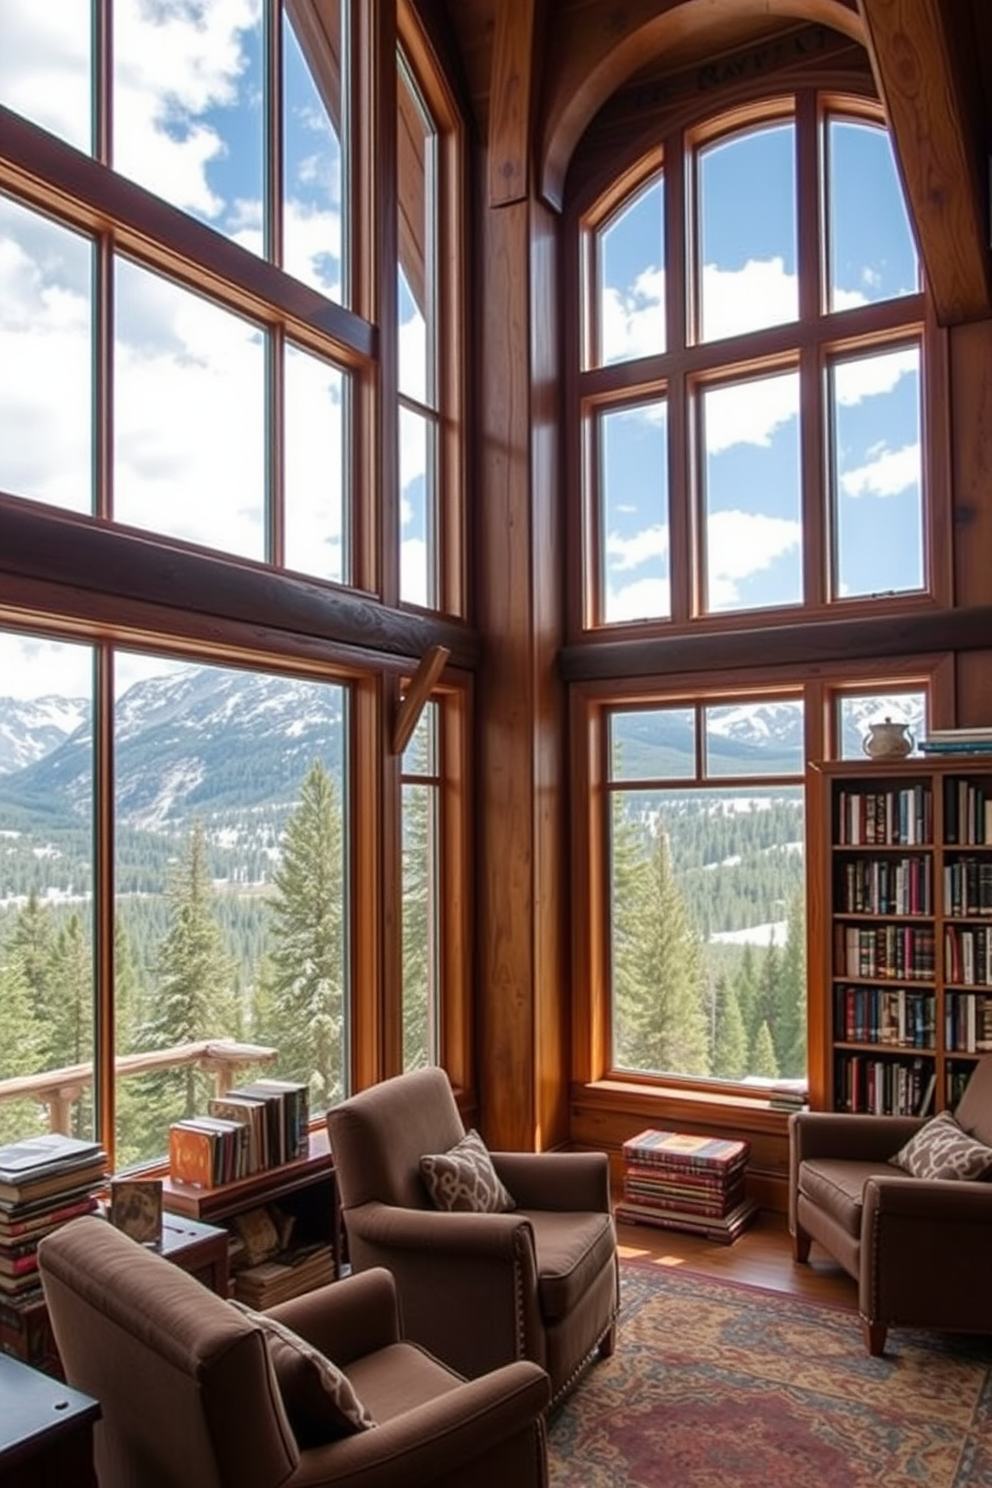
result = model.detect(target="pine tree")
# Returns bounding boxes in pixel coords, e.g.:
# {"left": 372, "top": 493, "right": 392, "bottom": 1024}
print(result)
{"left": 261, "top": 761, "right": 346, "bottom": 1108}
{"left": 774, "top": 889, "right": 808, "bottom": 1078}
{"left": 7, "top": 890, "right": 57, "bottom": 1029}
{"left": 750, "top": 1019, "right": 779, "bottom": 1078}
{"left": 135, "top": 820, "right": 238, "bottom": 1137}
{"left": 0, "top": 956, "right": 46, "bottom": 1142}
{"left": 612, "top": 804, "right": 711, "bottom": 1076}
{"left": 401, "top": 780, "right": 434, "bottom": 1071}
{"left": 47, "top": 913, "right": 95, "bottom": 1136}
{"left": 711, "top": 973, "right": 749, "bottom": 1079}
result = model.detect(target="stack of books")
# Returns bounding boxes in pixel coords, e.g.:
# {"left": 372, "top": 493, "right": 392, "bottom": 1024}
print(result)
{"left": 169, "top": 1078, "right": 310, "bottom": 1189}
{"left": 0, "top": 1133, "right": 109, "bottom": 1302}
{"left": 767, "top": 1079, "right": 809, "bottom": 1113}
{"left": 615, "top": 1128, "right": 758, "bottom": 1244}
{"left": 919, "top": 727, "right": 992, "bottom": 757}
{"left": 233, "top": 1240, "right": 334, "bottom": 1308}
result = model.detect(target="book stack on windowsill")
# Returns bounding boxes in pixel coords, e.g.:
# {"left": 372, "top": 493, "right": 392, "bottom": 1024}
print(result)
{"left": 919, "top": 728, "right": 992, "bottom": 757}
{"left": 615, "top": 1128, "right": 758, "bottom": 1244}
{"left": 0, "top": 1133, "right": 109, "bottom": 1304}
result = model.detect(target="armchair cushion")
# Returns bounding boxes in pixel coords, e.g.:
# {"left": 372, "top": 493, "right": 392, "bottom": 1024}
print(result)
{"left": 420, "top": 1128, "right": 516, "bottom": 1214}
{"left": 528, "top": 1210, "right": 617, "bottom": 1321}
{"left": 231, "top": 1301, "right": 377, "bottom": 1446}
{"left": 888, "top": 1109, "right": 992, "bottom": 1181}
{"left": 798, "top": 1159, "right": 894, "bottom": 1238}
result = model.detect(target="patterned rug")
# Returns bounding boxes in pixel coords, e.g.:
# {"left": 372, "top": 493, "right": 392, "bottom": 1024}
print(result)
{"left": 547, "top": 1261, "right": 992, "bottom": 1487}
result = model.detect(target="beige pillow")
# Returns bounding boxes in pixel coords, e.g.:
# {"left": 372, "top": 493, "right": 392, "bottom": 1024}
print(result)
{"left": 231, "top": 1302, "right": 376, "bottom": 1446}
{"left": 889, "top": 1109, "right": 992, "bottom": 1181}
{"left": 420, "top": 1128, "right": 516, "bottom": 1213}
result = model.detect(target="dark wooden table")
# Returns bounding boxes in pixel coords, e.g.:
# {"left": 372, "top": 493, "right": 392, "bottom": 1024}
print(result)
{"left": 0, "top": 1350, "right": 100, "bottom": 1487}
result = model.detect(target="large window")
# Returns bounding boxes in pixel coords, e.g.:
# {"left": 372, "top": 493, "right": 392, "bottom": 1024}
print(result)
{"left": 580, "top": 97, "right": 929, "bottom": 629}
{"left": 572, "top": 85, "right": 944, "bottom": 1097}
{"left": 0, "top": 2, "right": 469, "bottom": 1165}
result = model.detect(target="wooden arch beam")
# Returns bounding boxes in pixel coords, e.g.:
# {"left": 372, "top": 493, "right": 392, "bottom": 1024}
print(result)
{"left": 858, "top": 0, "right": 992, "bottom": 327}
{"left": 488, "top": 0, "right": 542, "bottom": 206}
{"left": 536, "top": 0, "right": 864, "bottom": 211}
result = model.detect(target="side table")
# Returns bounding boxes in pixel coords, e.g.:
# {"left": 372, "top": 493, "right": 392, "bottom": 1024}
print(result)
{"left": 0, "top": 1350, "right": 100, "bottom": 1487}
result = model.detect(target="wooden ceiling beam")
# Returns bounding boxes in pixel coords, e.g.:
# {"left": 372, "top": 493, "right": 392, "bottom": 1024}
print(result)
{"left": 858, "top": 0, "right": 992, "bottom": 326}
{"left": 488, "top": 0, "right": 541, "bottom": 205}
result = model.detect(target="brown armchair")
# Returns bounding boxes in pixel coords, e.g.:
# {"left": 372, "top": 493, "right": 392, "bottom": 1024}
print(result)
{"left": 326, "top": 1067, "right": 619, "bottom": 1409}
{"left": 790, "top": 1054, "right": 992, "bottom": 1355}
{"left": 37, "top": 1213, "right": 550, "bottom": 1488}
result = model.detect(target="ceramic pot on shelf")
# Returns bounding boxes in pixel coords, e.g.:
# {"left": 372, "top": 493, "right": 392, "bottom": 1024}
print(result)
{"left": 862, "top": 718, "right": 914, "bottom": 760}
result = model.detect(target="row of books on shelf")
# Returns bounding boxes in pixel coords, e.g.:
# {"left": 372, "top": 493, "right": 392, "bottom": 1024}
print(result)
{"left": 0, "top": 1133, "right": 109, "bottom": 1299}
{"left": 169, "top": 1078, "right": 310, "bottom": 1190}
{"left": 919, "top": 727, "right": 992, "bottom": 756}
{"left": 942, "top": 776, "right": 992, "bottom": 845}
{"left": 945, "top": 991, "right": 992, "bottom": 1054}
{"left": 944, "top": 859, "right": 992, "bottom": 917}
{"left": 834, "top": 984, "right": 934, "bottom": 1048}
{"left": 834, "top": 1054, "right": 936, "bottom": 1117}
{"left": 835, "top": 785, "right": 932, "bottom": 848}
{"left": 944, "top": 925, "right": 992, "bottom": 986}
{"left": 834, "top": 923, "right": 935, "bottom": 981}
{"left": 835, "top": 855, "right": 932, "bottom": 917}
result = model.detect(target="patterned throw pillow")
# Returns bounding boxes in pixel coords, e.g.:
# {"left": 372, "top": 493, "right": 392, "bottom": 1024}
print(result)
{"left": 230, "top": 1301, "right": 376, "bottom": 1446}
{"left": 419, "top": 1128, "right": 516, "bottom": 1213}
{"left": 889, "top": 1109, "right": 992, "bottom": 1181}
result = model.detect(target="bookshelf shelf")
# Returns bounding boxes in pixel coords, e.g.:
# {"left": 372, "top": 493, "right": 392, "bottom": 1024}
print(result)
{"left": 811, "top": 758, "right": 992, "bottom": 1116}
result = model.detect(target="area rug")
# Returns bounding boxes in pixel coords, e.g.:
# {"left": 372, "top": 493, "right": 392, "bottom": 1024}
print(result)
{"left": 547, "top": 1261, "right": 992, "bottom": 1487}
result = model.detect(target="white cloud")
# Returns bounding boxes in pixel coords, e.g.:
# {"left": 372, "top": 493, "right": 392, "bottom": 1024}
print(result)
{"left": 701, "top": 257, "right": 796, "bottom": 341}
{"left": 0, "top": 2, "right": 91, "bottom": 150}
{"left": 600, "top": 267, "right": 665, "bottom": 363}
{"left": 606, "top": 576, "right": 670, "bottom": 623}
{"left": 834, "top": 347, "right": 917, "bottom": 404}
{"left": 606, "top": 525, "right": 669, "bottom": 572}
{"left": 704, "top": 373, "right": 799, "bottom": 455}
{"left": 706, "top": 509, "right": 801, "bottom": 607}
{"left": 840, "top": 443, "right": 920, "bottom": 500}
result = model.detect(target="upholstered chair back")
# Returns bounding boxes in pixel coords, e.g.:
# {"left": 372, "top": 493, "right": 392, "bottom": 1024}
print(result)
{"left": 954, "top": 1054, "right": 992, "bottom": 1146}
{"left": 330, "top": 1066, "right": 466, "bottom": 1210}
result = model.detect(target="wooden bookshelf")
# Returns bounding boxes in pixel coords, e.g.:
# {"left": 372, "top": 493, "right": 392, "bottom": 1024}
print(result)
{"left": 161, "top": 1127, "right": 341, "bottom": 1281}
{"left": 810, "top": 757, "right": 992, "bottom": 1115}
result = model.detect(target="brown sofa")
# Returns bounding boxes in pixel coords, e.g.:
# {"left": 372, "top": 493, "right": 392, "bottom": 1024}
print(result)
{"left": 790, "top": 1053, "right": 992, "bottom": 1354}
{"left": 38, "top": 1213, "right": 550, "bottom": 1488}
{"left": 327, "top": 1067, "right": 619, "bottom": 1409}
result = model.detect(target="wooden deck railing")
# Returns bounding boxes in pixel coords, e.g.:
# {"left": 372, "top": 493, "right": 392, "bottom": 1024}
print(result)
{"left": 0, "top": 1041, "right": 278, "bottom": 1133}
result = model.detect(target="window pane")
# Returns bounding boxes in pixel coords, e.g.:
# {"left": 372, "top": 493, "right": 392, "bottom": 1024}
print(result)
{"left": 596, "top": 175, "right": 665, "bottom": 366}
{"left": 0, "top": 197, "right": 93, "bottom": 513}
{"left": 838, "top": 690, "right": 926, "bottom": 761}
{"left": 704, "top": 700, "right": 804, "bottom": 777}
{"left": 830, "top": 345, "right": 922, "bottom": 598}
{"left": 402, "top": 782, "right": 438, "bottom": 1071}
{"left": 610, "top": 709, "right": 694, "bottom": 781}
{"left": 0, "top": 0, "right": 92, "bottom": 152}
{"left": 827, "top": 119, "right": 918, "bottom": 313}
{"left": 702, "top": 371, "right": 802, "bottom": 613}
{"left": 400, "top": 406, "right": 435, "bottom": 607}
{"left": 284, "top": 344, "right": 346, "bottom": 583}
{"left": 697, "top": 123, "right": 797, "bottom": 342}
{"left": 112, "top": 1, "right": 264, "bottom": 256}
{"left": 397, "top": 59, "right": 435, "bottom": 405}
{"left": 114, "top": 259, "right": 265, "bottom": 559}
{"left": 0, "top": 632, "right": 95, "bottom": 1144}
{"left": 610, "top": 784, "right": 806, "bottom": 1084}
{"left": 284, "top": 6, "right": 346, "bottom": 302}
{"left": 599, "top": 401, "right": 669, "bottom": 623}
{"left": 113, "top": 655, "right": 348, "bottom": 1167}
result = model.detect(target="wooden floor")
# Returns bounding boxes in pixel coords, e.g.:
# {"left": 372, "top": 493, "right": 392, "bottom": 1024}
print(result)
{"left": 615, "top": 1207, "right": 858, "bottom": 1310}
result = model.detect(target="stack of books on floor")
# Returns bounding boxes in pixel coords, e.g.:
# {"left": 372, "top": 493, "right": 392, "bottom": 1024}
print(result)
{"left": 615, "top": 1128, "right": 758, "bottom": 1244}
{"left": 0, "top": 1133, "right": 109, "bottom": 1305}
{"left": 233, "top": 1240, "right": 335, "bottom": 1309}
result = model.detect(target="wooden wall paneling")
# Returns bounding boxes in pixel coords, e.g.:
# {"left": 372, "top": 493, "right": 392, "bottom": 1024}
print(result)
{"left": 949, "top": 318, "right": 992, "bottom": 728}
{"left": 487, "top": 0, "right": 538, "bottom": 206}
{"left": 858, "top": 0, "right": 992, "bottom": 327}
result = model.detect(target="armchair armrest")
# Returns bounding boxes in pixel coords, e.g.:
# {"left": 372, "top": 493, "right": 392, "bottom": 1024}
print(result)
{"left": 491, "top": 1151, "right": 612, "bottom": 1212}
{"left": 346, "top": 1202, "right": 535, "bottom": 1260}
{"left": 267, "top": 1268, "right": 400, "bottom": 1365}
{"left": 294, "top": 1360, "right": 550, "bottom": 1488}
{"left": 864, "top": 1173, "right": 992, "bottom": 1223}
{"left": 789, "top": 1110, "right": 923, "bottom": 1164}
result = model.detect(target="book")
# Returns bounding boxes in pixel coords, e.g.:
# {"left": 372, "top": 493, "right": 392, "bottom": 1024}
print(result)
{"left": 0, "top": 1193, "right": 99, "bottom": 1239}
{"left": 168, "top": 1122, "right": 217, "bottom": 1189}
{"left": 240, "top": 1079, "right": 310, "bottom": 1161}
{"left": 0, "top": 1133, "right": 104, "bottom": 1181}
{"left": 615, "top": 1196, "right": 760, "bottom": 1245}
{"left": 0, "top": 1177, "right": 109, "bottom": 1221}
{"left": 207, "top": 1095, "right": 266, "bottom": 1173}
{"left": 622, "top": 1129, "right": 750, "bottom": 1174}
{"left": 0, "top": 1154, "right": 109, "bottom": 1207}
